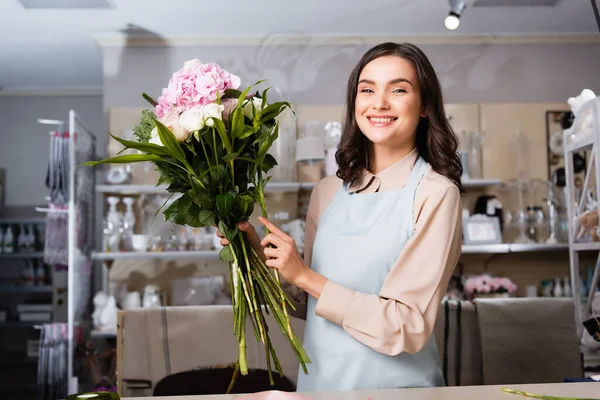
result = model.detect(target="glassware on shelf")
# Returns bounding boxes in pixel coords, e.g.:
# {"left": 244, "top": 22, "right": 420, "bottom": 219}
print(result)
{"left": 104, "top": 196, "right": 122, "bottom": 251}
{"left": 458, "top": 131, "right": 486, "bottom": 180}
{"left": 120, "top": 197, "right": 136, "bottom": 251}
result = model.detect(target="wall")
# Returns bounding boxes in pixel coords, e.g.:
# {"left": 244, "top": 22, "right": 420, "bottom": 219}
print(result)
{"left": 101, "top": 40, "right": 600, "bottom": 109}
{"left": 0, "top": 95, "right": 105, "bottom": 207}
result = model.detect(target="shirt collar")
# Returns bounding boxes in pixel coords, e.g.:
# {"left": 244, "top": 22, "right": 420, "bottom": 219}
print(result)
{"left": 348, "top": 148, "right": 419, "bottom": 193}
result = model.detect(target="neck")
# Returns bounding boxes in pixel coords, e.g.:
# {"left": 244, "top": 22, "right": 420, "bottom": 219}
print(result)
{"left": 369, "top": 141, "right": 416, "bottom": 174}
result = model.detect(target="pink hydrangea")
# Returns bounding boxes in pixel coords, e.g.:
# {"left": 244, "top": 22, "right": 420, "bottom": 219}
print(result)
{"left": 155, "top": 59, "right": 241, "bottom": 118}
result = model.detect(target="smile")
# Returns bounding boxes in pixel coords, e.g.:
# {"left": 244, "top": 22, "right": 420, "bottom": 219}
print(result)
{"left": 367, "top": 116, "right": 397, "bottom": 126}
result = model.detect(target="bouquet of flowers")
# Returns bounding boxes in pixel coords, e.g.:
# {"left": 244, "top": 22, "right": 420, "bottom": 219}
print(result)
{"left": 85, "top": 59, "right": 310, "bottom": 386}
{"left": 463, "top": 274, "right": 517, "bottom": 299}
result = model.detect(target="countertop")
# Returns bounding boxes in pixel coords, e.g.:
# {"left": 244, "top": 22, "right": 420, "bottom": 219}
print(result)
{"left": 123, "top": 382, "right": 599, "bottom": 399}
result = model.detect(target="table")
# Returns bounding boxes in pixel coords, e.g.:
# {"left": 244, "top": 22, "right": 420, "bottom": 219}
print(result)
{"left": 124, "top": 382, "right": 599, "bottom": 399}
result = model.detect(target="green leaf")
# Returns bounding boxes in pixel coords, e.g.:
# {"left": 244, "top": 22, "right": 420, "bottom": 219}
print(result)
{"left": 142, "top": 92, "right": 158, "bottom": 107}
{"left": 163, "top": 194, "right": 202, "bottom": 227}
{"left": 257, "top": 123, "right": 279, "bottom": 162}
{"left": 221, "top": 151, "right": 241, "bottom": 164}
{"left": 237, "top": 81, "right": 263, "bottom": 105}
{"left": 262, "top": 153, "right": 278, "bottom": 173}
{"left": 223, "top": 89, "right": 243, "bottom": 99}
{"left": 198, "top": 210, "right": 215, "bottom": 227}
{"left": 261, "top": 101, "right": 291, "bottom": 122}
{"left": 81, "top": 153, "right": 162, "bottom": 166}
{"left": 212, "top": 118, "right": 232, "bottom": 153}
{"left": 239, "top": 126, "right": 259, "bottom": 140}
{"left": 230, "top": 108, "right": 245, "bottom": 139}
{"left": 154, "top": 119, "right": 188, "bottom": 164}
{"left": 166, "top": 182, "right": 189, "bottom": 193}
{"left": 216, "top": 192, "right": 235, "bottom": 216}
{"left": 260, "top": 87, "right": 269, "bottom": 110}
{"left": 218, "top": 220, "right": 238, "bottom": 242}
{"left": 219, "top": 246, "right": 235, "bottom": 262}
{"left": 233, "top": 193, "right": 254, "bottom": 220}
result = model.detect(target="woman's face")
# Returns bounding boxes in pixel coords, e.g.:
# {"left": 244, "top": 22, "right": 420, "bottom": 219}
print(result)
{"left": 355, "top": 55, "right": 423, "bottom": 152}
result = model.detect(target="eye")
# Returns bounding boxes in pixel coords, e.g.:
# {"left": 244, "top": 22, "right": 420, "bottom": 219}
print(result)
{"left": 360, "top": 88, "right": 374, "bottom": 93}
{"left": 393, "top": 88, "right": 406, "bottom": 93}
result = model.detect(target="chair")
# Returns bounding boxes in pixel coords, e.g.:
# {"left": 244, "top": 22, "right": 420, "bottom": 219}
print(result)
{"left": 152, "top": 366, "right": 295, "bottom": 396}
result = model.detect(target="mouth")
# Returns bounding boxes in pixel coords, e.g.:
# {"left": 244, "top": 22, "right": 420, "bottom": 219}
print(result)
{"left": 367, "top": 116, "right": 398, "bottom": 126}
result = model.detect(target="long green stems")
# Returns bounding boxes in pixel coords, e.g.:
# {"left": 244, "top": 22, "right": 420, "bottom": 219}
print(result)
{"left": 256, "top": 171, "right": 293, "bottom": 337}
{"left": 226, "top": 230, "right": 310, "bottom": 392}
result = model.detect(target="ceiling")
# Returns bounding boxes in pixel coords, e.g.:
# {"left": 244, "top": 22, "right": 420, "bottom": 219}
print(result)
{"left": 0, "top": 0, "right": 598, "bottom": 93}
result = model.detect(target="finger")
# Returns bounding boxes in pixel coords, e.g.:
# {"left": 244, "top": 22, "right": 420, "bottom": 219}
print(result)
{"left": 216, "top": 230, "right": 224, "bottom": 238}
{"left": 263, "top": 247, "right": 280, "bottom": 259}
{"left": 237, "top": 221, "right": 256, "bottom": 233}
{"left": 258, "top": 217, "right": 291, "bottom": 242}
{"left": 261, "top": 233, "right": 285, "bottom": 248}
{"left": 258, "top": 216, "right": 283, "bottom": 235}
{"left": 220, "top": 238, "right": 229, "bottom": 246}
{"left": 265, "top": 258, "right": 281, "bottom": 269}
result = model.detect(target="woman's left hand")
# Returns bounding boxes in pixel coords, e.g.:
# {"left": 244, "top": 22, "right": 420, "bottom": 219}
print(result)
{"left": 258, "top": 216, "right": 308, "bottom": 287}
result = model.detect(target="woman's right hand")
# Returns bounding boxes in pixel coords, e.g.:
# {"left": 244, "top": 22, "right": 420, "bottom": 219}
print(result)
{"left": 216, "top": 221, "right": 266, "bottom": 262}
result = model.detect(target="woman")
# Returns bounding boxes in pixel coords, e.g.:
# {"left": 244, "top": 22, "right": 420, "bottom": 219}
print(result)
{"left": 219, "top": 42, "right": 463, "bottom": 392}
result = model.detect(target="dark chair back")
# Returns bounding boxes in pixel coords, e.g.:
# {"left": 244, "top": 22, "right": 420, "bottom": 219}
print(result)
{"left": 153, "top": 366, "right": 295, "bottom": 396}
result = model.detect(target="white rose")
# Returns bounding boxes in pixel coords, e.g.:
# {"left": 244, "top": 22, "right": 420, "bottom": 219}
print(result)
{"left": 160, "top": 108, "right": 191, "bottom": 142}
{"left": 202, "top": 103, "right": 224, "bottom": 127}
{"left": 148, "top": 127, "right": 163, "bottom": 146}
{"left": 243, "top": 97, "right": 263, "bottom": 119}
{"left": 179, "top": 107, "right": 205, "bottom": 132}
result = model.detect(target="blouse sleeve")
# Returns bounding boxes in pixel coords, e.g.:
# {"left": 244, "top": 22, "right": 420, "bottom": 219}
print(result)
{"left": 314, "top": 184, "right": 462, "bottom": 355}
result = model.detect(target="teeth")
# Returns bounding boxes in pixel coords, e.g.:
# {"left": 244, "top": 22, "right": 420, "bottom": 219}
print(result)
{"left": 369, "top": 117, "right": 394, "bottom": 123}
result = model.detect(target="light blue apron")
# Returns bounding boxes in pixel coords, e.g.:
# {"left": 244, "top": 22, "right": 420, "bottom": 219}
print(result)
{"left": 296, "top": 156, "right": 445, "bottom": 392}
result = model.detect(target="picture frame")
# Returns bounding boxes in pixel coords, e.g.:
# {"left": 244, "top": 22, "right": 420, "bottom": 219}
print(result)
{"left": 463, "top": 215, "right": 502, "bottom": 245}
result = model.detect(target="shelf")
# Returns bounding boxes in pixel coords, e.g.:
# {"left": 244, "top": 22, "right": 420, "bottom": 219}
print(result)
{"left": 462, "top": 178, "right": 502, "bottom": 188}
{"left": 573, "top": 242, "right": 600, "bottom": 252}
{"left": 462, "top": 243, "right": 570, "bottom": 254}
{"left": 91, "top": 250, "right": 220, "bottom": 261}
{"left": 0, "top": 286, "right": 52, "bottom": 294}
{"left": 0, "top": 217, "right": 46, "bottom": 225}
{"left": 91, "top": 329, "right": 117, "bottom": 339}
{"left": 462, "top": 244, "right": 510, "bottom": 254}
{"left": 0, "top": 252, "right": 44, "bottom": 259}
{"left": 92, "top": 243, "right": 570, "bottom": 261}
{"left": 96, "top": 181, "right": 317, "bottom": 195}
{"left": 508, "top": 243, "right": 569, "bottom": 252}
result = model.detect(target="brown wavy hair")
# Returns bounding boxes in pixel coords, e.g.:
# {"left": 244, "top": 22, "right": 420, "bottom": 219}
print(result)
{"left": 335, "top": 42, "right": 463, "bottom": 191}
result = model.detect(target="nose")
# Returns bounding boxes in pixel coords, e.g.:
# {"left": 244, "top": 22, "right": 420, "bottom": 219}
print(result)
{"left": 372, "top": 91, "right": 390, "bottom": 110}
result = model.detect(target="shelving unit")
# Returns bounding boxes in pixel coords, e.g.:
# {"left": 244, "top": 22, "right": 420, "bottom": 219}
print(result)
{"left": 0, "top": 252, "right": 44, "bottom": 260}
{"left": 564, "top": 95, "right": 600, "bottom": 340}
{"left": 92, "top": 243, "right": 568, "bottom": 261}
{"left": 95, "top": 178, "right": 501, "bottom": 196}
{"left": 92, "top": 250, "right": 219, "bottom": 261}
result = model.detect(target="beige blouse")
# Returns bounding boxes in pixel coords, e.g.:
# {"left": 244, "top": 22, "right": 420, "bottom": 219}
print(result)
{"left": 301, "top": 148, "right": 462, "bottom": 356}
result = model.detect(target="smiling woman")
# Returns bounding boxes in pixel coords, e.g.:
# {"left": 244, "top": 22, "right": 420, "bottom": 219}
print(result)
{"left": 217, "top": 42, "right": 464, "bottom": 393}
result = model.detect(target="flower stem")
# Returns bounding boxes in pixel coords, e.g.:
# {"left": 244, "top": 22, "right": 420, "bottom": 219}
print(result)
{"left": 501, "top": 388, "right": 598, "bottom": 400}
{"left": 226, "top": 362, "right": 239, "bottom": 394}
{"left": 239, "top": 233, "right": 266, "bottom": 344}
{"left": 256, "top": 171, "right": 293, "bottom": 337}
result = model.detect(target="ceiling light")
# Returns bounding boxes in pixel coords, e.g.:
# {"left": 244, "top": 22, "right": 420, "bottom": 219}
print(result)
{"left": 446, "top": 0, "right": 467, "bottom": 30}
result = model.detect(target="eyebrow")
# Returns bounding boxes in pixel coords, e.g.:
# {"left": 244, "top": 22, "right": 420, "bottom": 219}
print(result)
{"left": 358, "top": 78, "right": 413, "bottom": 86}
